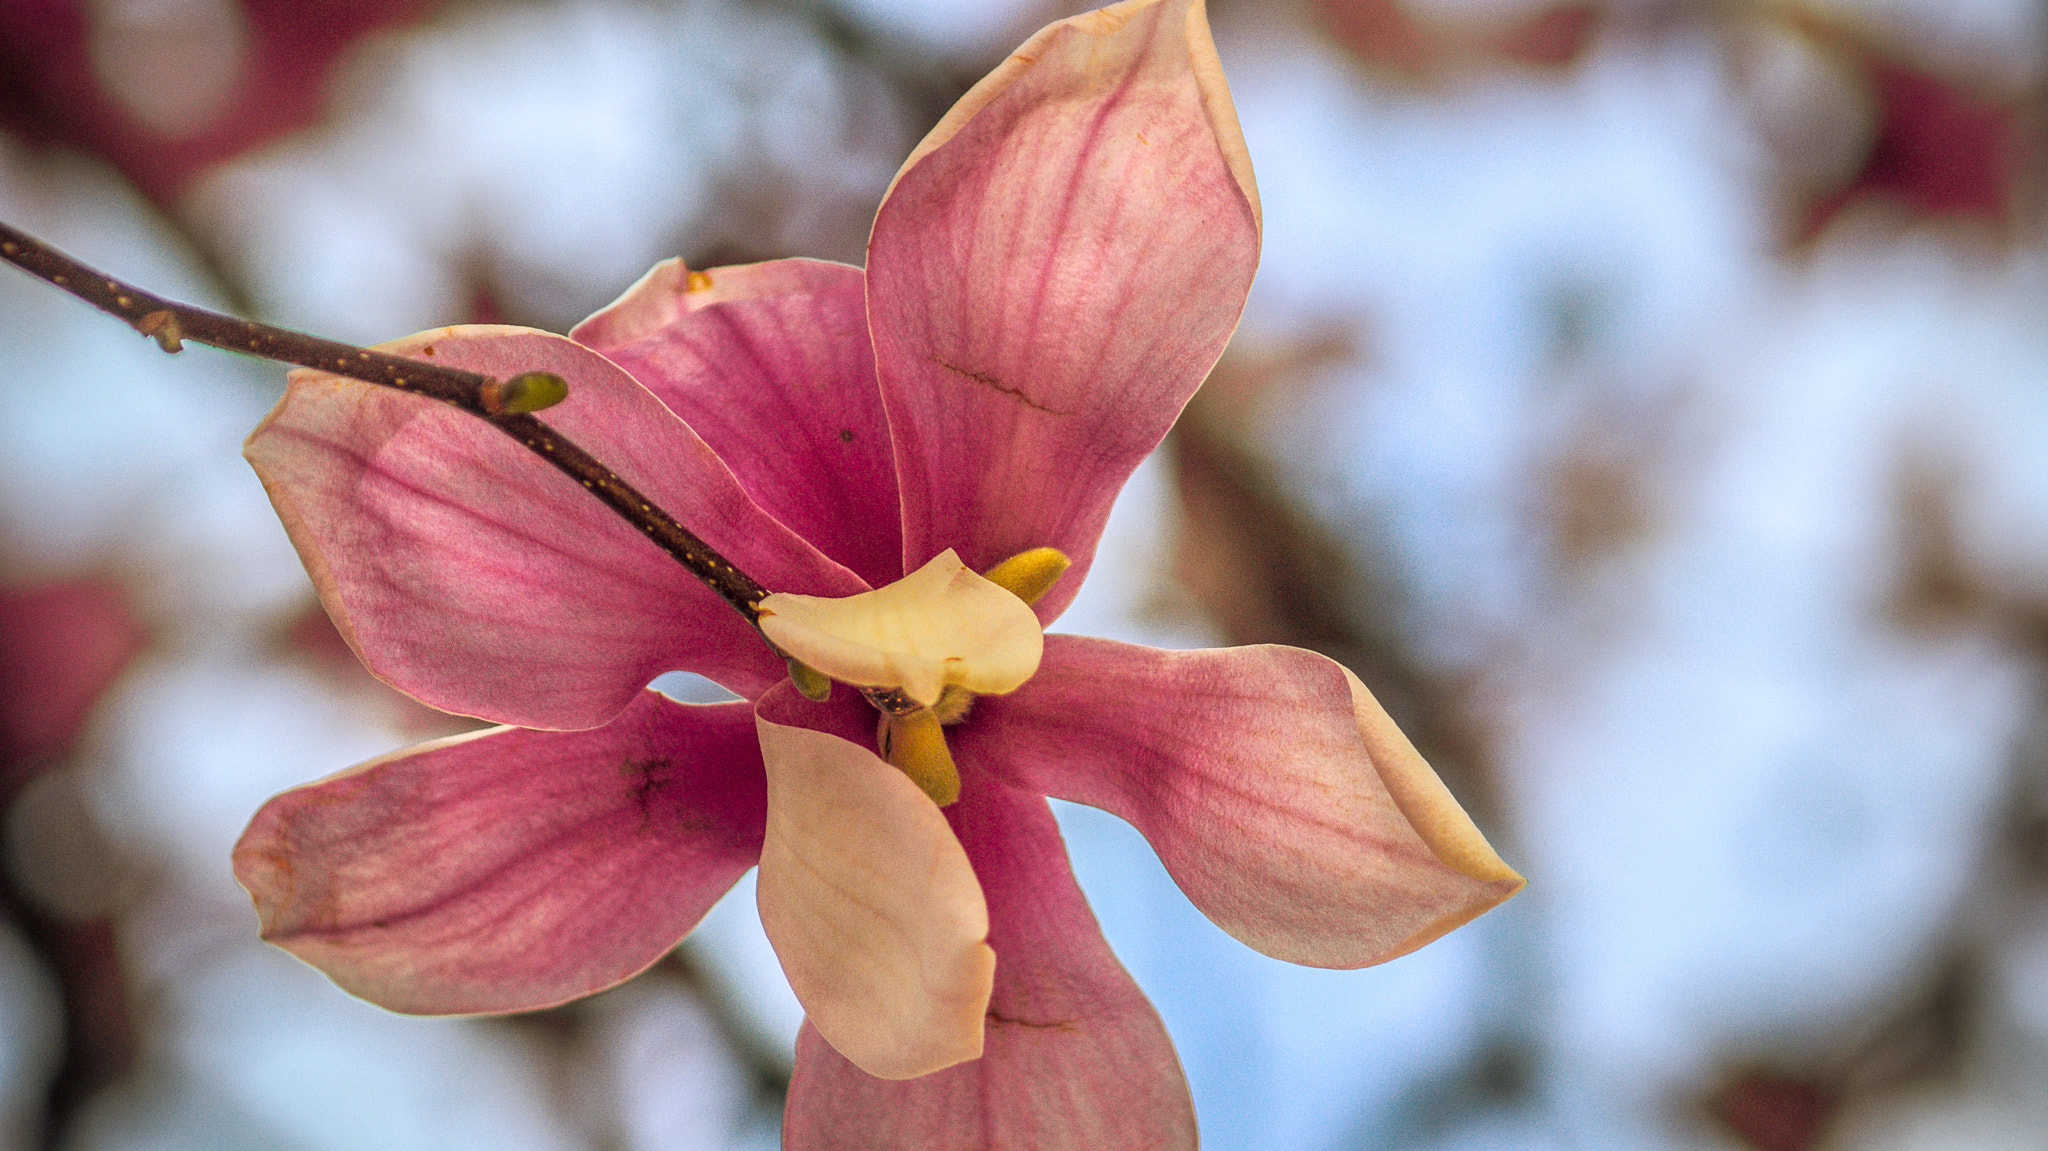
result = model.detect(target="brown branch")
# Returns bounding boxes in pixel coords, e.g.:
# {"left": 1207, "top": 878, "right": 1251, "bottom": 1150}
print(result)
{"left": 0, "top": 220, "right": 770, "bottom": 623}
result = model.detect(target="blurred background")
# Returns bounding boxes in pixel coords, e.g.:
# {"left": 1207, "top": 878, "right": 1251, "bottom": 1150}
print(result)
{"left": 2, "top": 0, "right": 2045, "bottom": 1147}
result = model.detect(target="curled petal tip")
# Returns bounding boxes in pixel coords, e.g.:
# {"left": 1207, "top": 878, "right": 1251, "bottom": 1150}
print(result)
{"left": 970, "top": 640, "right": 1519, "bottom": 971}
{"left": 1342, "top": 666, "right": 1523, "bottom": 889}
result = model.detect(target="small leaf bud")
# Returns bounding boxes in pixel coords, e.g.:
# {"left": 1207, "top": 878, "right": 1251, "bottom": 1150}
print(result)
{"left": 483, "top": 371, "right": 569, "bottom": 414}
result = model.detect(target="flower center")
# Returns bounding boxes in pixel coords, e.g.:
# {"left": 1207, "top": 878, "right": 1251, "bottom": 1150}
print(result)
{"left": 755, "top": 546, "right": 1069, "bottom": 805}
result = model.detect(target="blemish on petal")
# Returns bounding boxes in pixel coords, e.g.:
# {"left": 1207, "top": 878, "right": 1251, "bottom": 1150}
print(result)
{"left": 986, "top": 1010, "right": 1077, "bottom": 1032}
{"left": 932, "top": 356, "right": 1066, "bottom": 415}
{"left": 623, "top": 756, "right": 675, "bottom": 829}
{"left": 687, "top": 270, "right": 714, "bottom": 292}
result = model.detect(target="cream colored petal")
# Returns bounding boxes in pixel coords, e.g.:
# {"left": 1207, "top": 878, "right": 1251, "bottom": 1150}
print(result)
{"left": 1341, "top": 667, "right": 1517, "bottom": 883}
{"left": 757, "top": 549, "right": 1044, "bottom": 707}
{"left": 754, "top": 689, "right": 994, "bottom": 1080}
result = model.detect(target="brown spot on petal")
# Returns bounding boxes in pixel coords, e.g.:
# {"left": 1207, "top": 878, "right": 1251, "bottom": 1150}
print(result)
{"left": 624, "top": 757, "right": 672, "bottom": 826}
{"left": 620, "top": 757, "right": 717, "bottom": 835}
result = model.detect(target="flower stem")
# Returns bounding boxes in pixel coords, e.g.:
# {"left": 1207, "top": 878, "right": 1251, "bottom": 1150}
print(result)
{"left": 0, "top": 220, "right": 770, "bottom": 623}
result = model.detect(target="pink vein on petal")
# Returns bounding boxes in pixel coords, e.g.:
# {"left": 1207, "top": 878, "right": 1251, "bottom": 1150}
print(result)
{"left": 961, "top": 636, "right": 1524, "bottom": 968}
{"left": 867, "top": 0, "right": 1260, "bottom": 622}
{"left": 245, "top": 325, "right": 867, "bottom": 729}
{"left": 577, "top": 259, "right": 904, "bottom": 589}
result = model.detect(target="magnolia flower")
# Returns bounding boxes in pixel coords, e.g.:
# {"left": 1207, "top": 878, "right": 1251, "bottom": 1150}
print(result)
{"left": 233, "top": 0, "right": 1522, "bottom": 1143}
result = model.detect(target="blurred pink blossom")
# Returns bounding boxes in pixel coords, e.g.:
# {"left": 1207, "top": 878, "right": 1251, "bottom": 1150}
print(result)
{"left": 0, "top": 0, "right": 437, "bottom": 205}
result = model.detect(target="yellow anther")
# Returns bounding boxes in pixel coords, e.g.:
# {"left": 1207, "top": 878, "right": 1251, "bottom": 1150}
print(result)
{"left": 982, "top": 547, "right": 1071, "bottom": 607}
{"left": 878, "top": 709, "right": 960, "bottom": 806}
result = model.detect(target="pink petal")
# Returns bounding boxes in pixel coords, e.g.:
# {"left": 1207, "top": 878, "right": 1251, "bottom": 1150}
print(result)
{"left": 245, "top": 325, "right": 867, "bottom": 728}
{"left": 868, "top": 0, "right": 1260, "bottom": 622}
{"left": 233, "top": 690, "right": 764, "bottom": 1014}
{"left": 960, "top": 636, "right": 1524, "bottom": 968}
{"left": 572, "top": 259, "right": 904, "bottom": 589}
{"left": 784, "top": 778, "right": 1195, "bottom": 1150}
{"left": 753, "top": 683, "right": 995, "bottom": 1081}
{"left": 569, "top": 257, "right": 699, "bottom": 349}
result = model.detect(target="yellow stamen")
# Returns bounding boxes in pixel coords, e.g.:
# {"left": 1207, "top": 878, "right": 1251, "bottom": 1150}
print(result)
{"left": 878, "top": 709, "right": 961, "bottom": 806}
{"left": 983, "top": 547, "right": 1071, "bottom": 607}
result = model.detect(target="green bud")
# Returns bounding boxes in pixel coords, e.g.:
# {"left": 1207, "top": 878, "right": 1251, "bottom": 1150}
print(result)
{"left": 788, "top": 658, "right": 832, "bottom": 702}
{"left": 487, "top": 371, "right": 569, "bottom": 414}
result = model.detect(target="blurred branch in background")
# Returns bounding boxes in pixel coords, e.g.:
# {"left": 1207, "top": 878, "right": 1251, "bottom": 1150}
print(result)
{"left": 1, "top": 580, "right": 148, "bottom": 1148}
